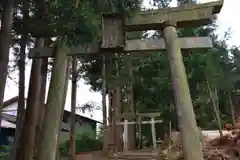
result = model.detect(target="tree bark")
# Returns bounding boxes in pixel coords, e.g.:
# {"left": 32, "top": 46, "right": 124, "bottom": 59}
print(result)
{"left": 10, "top": 1, "right": 28, "bottom": 159}
{"left": 108, "top": 90, "right": 114, "bottom": 153}
{"left": 69, "top": 56, "right": 77, "bottom": 160}
{"left": 36, "top": 42, "right": 68, "bottom": 160}
{"left": 0, "top": 0, "right": 14, "bottom": 118}
{"left": 163, "top": 23, "right": 203, "bottom": 160}
{"left": 213, "top": 88, "right": 222, "bottom": 137}
{"left": 55, "top": 59, "right": 70, "bottom": 160}
{"left": 206, "top": 78, "right": 223, "bottom": 137}
{"left": 115, "top": 86, "right": 121, "bottom": 151}
{"left": 228, "top": 92, "right": 236, "bottom": 125}
{"left": 111, "top": 90, "right": 117, "bottom": 151}
{"left": 101, "top": 55, "right": 108, "bottom": 154}
{"left": 35, "top": 57, "right": 48, "bottom": 152}
{"left": 127, "top": 55, "right": 136, "bottom": 150}
{"left": 16, "top": 39, "right": 44, "bottom": 160}
{"left": 114, "top": 54, "right": 122, "bottom": 152}
{"left": 33, "top": 0, "right": 49, "bottom": 153}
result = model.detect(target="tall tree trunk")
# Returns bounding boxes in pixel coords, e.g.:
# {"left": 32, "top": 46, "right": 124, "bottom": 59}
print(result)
{"left": 115, "top": 86, "right": 121, "bottom": 151}
{"left": 16, "top": 39, "right": 44, "bottom": 160}
{"left": 127, "top": 55, "right": 136, "bottom": 150}
{"left": 206, "top": 77, "right": 223, "bottom": 137}
{"left": 36, "top": 41, "right": 68, "bottom": 160}
{"left": 69, "top": 57, "right": 77, "bottom": 160}
{"left": 55, "top": 60, "right": 70, "bottom": 160}
{"left": 111, "top": 90, "right": 117, "bottom": 151}
{"left": 68, "top": 0, "right": 81, "bottom": 156}
{"left": 35, "top": 57, "right": 48, "bottom": 153}
{"left": 212, "top": 89, "right": 223, "bottom": 137}
{"left": 0, "top": 0, "right": 14, "bottom": 119}
{"left": 33, "top": 0, "right": 49, "bottom": 153}
{"left": 228, "top": 92, "right": 236, "bottom": 125}
{"left": 108, "top": 90, "right": 114, "bottom": 152}
{"left": 114, "top": 54, "right": 121, "bottom": 152}
{"left": 101, "top": 55, "right": 108, "bottom": 154}
{"left": 10, "top": 1, "right": 28, "bottom": 159}
{"left": 55, "top": 59, "right": 70, "bottom": 160}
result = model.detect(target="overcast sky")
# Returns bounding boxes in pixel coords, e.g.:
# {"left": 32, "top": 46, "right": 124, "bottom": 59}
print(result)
{"left": 3, "top": 0, "right": 239, "bottom": 122}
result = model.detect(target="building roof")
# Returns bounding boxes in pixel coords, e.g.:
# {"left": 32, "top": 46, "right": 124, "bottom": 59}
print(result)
{"left": 62, "top": 110, "right": 102, "bottom": 124}
{"left": 2, "top": 96, "right": 102, "bottom": 128}
{"left": 2, "top": 96, "right": 19, "bottom": 108}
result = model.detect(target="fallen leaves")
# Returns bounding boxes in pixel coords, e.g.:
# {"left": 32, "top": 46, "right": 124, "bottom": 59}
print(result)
{"left": 160, "top": 129, "right": 240, "bottom": 159}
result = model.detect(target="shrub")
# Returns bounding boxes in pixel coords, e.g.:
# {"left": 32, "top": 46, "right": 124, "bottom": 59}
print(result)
{"left": 0, "top": 137, "right": 13, "bottom": 160}
{"left": 60, "top": 127, "right": 103, "bottom": 154}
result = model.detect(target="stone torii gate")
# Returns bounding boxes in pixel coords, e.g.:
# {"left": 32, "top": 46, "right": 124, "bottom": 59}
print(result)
{"left": 29, "top": 1, "right": 223, "bottom": 159}
{"left": 116, "top": 112, "right": 163, "bottom": 151}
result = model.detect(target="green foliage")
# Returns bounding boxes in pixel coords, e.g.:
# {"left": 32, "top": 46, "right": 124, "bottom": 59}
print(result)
{"left": 60, "top": 126, "right": 102, "bottom": 154}
{"left": 0, "top": 138, "right": 13, "bottom": 160}
{"left": 60, "top": 135, "right": 102, "bottom": 154}
{"left": 75, "top": 135, "right": 102, "bottom": 153}
{"left": 75, "top": 125, "right": 96, "bottom": 139}
{"left": 0, "top": 149, "right": 10, "bottom": 160}
{"left": 89, "top": 0, "right": 141, "bottom": 16}
{"left": 29, "top": 1, "right": 100, "bottom": 46}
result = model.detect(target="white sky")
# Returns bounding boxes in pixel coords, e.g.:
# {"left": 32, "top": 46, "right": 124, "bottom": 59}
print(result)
{"left": 3, "top": 0, "right": 239, "bottom": 122}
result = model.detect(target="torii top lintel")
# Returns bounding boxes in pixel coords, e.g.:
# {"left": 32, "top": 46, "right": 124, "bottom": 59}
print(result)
{"left": 114, "top": 0, "right": 223, "bottom": 31}
{"left": 28, "top": 1, "right": 223, "bottom": 58}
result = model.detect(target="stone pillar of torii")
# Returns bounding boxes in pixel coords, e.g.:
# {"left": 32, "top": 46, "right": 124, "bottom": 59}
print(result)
{"left": 116, "top": 112, "right": 162, "bottom": 151}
